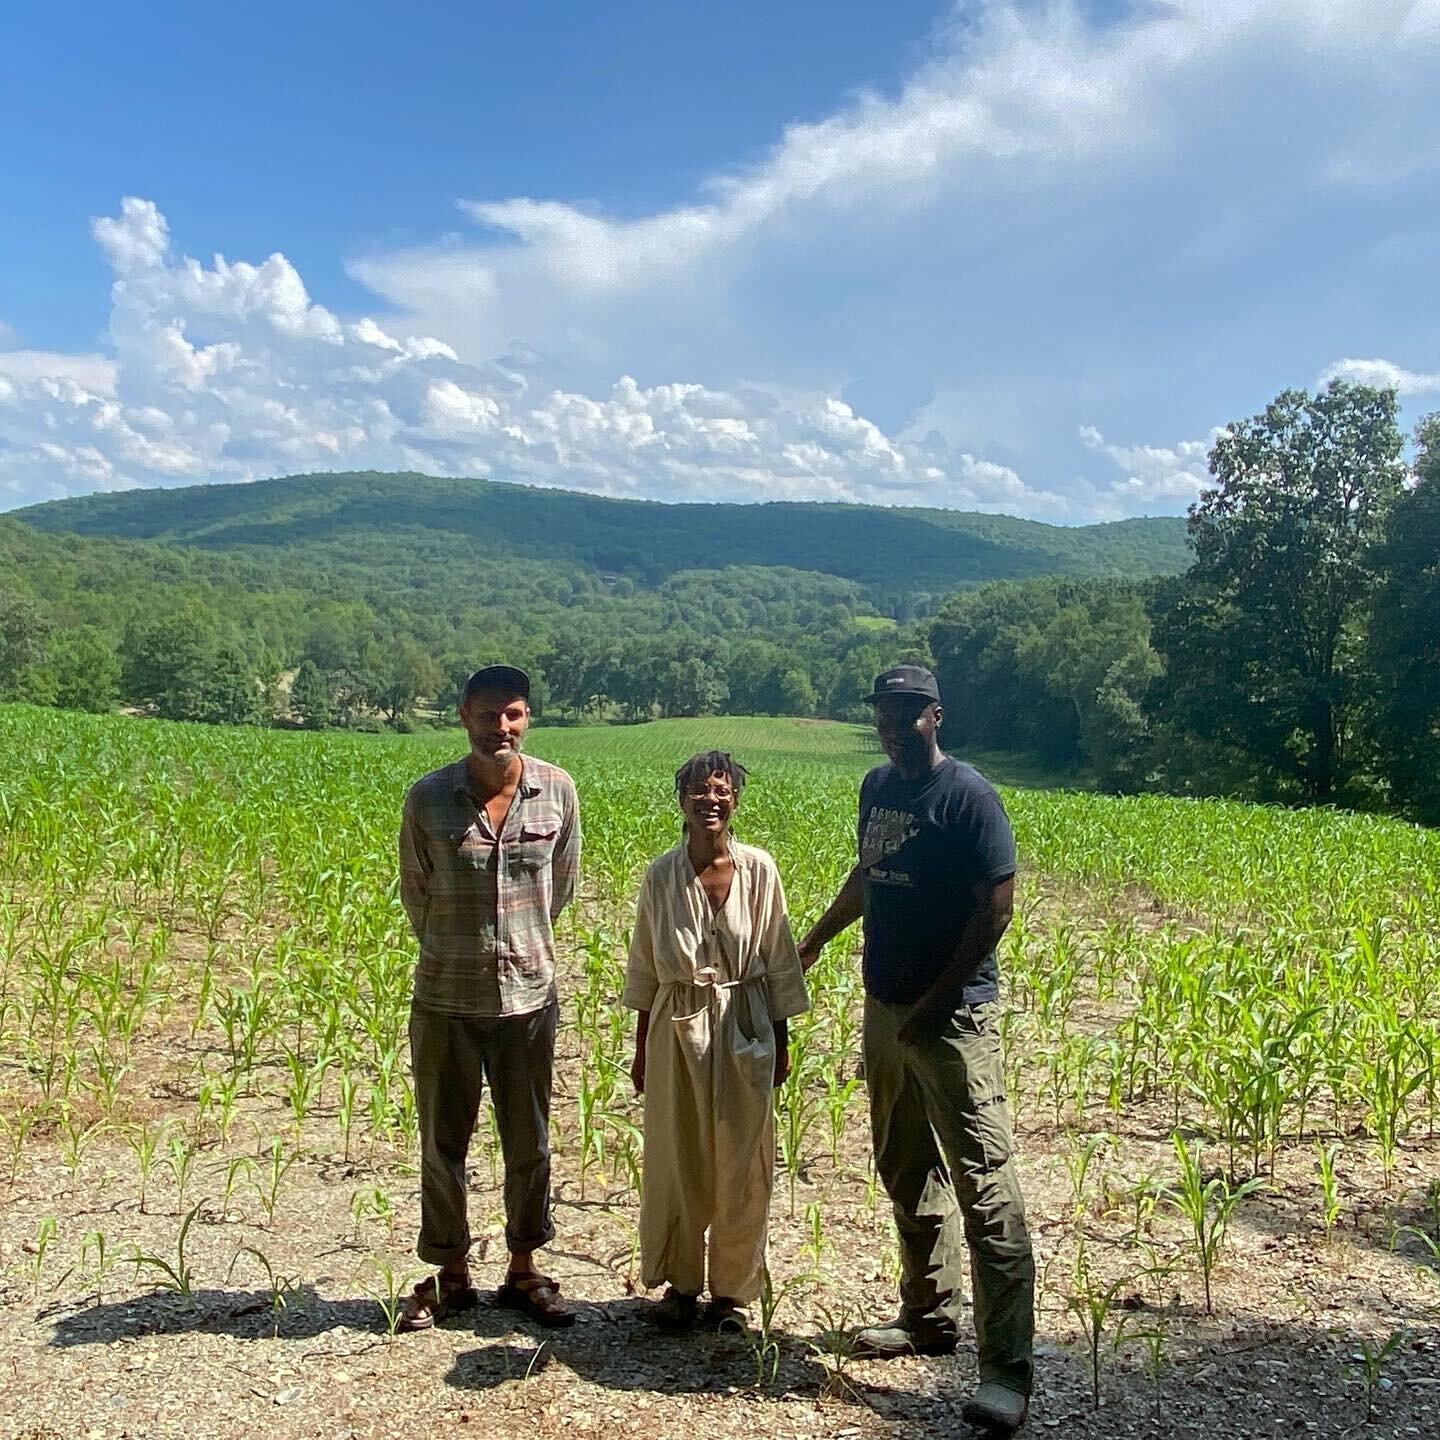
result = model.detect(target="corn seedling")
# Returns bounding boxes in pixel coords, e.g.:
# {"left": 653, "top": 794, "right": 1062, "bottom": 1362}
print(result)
{"left": 1346, "top": 1328, "right": 1409, "bottom": 1427}
{"left": 1063, "top": 1238, "right": 1134, "bottom": 1409}
{"left": 28, "top": 1217, "right": 58, "bottom": 1298}
{"left": 1316, "top": 1141, "right": 1342, "bottom": 1240}
{"left": 807, "top": 1300, "right": 870, "bottom": 1405}
{"left": 129, "top": 1201, "right": 204, "bottom": 1298}
{"left": 1164, "top": 1133, "right": 1265, "bottom": 1314}
{"left": 250, "top": 1135, "right": 297, "bottom": 1227}
{"left": 228, "top": 1245, "right": 303, "bottom": 1337}
{"left": 357, "top": 1254, "right": 420, "bottom": 1339}
{"left": 744, "top": 1264, "right": 811, "bottom": 1390}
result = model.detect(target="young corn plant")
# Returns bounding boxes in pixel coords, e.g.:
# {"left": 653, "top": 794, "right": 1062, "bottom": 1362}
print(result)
{"left": 1316, "top": 1141, "right": 1343, "bottom": 1241}
{"left": 129, "top": 1201, "right": 204, "bottom": 1299}
{"left": 1063, "top": 1238, "right": 1133, "bottom": 1410}
{"left": 1116, "top": 1294, "right": 1180, "bottom": 1423}
{"left": 28, "top": 1217, "right": 58, "bottom": 1299}
{"left": 127, "top": 1119, "right": 168, "bottom": 1215}
{"left": 228, "top": 1246, "right": 302, "bottom": 1338}
{"left": 357, "top": 1254, "right": 420, "bottom": 1340}
{"left": 1346, "top": 1328, "right": 1410, "bottom": 1427}
{"left": 807, "top": 1300, "right": 870, "bottom": 1405}
{"left": 1164, "top": 1132, "right": 1264, "bottom": 1314}
{"left": 250, "top": 1135, "right": 297, "bottom": 1228}
{"left": 744, "top": 1265, "right": 811, "bottom": 1390}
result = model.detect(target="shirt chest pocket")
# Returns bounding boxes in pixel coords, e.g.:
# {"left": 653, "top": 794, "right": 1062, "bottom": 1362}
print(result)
{"left": 445, "top": 826, "right": 496, "bottom": 872}
{"left": 506, "top": 819, "right": 561, "bottom": 875}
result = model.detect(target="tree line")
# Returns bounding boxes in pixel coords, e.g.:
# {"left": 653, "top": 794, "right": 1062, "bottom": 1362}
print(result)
{"left": 2, "top": 380, "right": 1436, "bottom": 821}
{"left": 930, "top": 384, "right": 1440, "bottom": 822}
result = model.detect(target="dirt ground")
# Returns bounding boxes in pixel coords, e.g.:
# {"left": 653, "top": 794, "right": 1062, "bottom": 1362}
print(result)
{"left": 2, "top": 881, "right": 1438, "bottom": 1440}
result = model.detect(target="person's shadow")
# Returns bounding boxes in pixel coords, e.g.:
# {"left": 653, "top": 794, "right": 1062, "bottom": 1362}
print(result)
{"left": 442, "top": 1295, "right": 839, "bottom": 1400}
{"left": 47, "top": 1285, "right": 385, "bottom": 1347}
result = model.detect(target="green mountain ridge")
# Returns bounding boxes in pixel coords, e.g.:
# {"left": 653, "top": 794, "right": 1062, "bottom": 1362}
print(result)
{"left": 15, "top": 470, "right": 1191, "bottom": 599}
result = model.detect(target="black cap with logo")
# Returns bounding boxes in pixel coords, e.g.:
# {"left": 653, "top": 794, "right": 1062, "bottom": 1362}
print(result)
{"left": 864, "top": 664, "right": 941, "bottom": 704}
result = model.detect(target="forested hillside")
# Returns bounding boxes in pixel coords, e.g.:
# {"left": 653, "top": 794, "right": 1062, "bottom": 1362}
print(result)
{"left": 0, "top": 469, "right": 1189, "bottom": 731}
{"left": 15, "top": 469, "right": 1190, "bottom": 608}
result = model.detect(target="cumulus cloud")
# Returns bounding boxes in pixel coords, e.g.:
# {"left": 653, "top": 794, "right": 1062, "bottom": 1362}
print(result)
{"left": 1079, "top": 424, "right": 1216, "bottom": 510}
{"left": 349, "top": 0, "right": 1440, "bottom": 395}
{"left": 0, "top": 197, "right": 1066, "bottom": 514}
{"left": 0, "top": 350, "right": 119, "bottom": 394}
{"left": 1318, "top": 357, "right": 1440, "bottom": 397}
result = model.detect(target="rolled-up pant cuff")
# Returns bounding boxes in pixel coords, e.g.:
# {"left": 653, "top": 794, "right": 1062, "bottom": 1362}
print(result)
{"left": 504, "top": 1221, "right": 556, "bottom": 1255}
{"left": 417, "top": 1236, "right": 473, "bottom": 1267}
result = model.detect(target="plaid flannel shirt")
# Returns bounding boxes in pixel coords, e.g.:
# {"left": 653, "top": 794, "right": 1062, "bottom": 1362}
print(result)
{"left": 399, "top": 756, "right": 581, "bottom": 1017}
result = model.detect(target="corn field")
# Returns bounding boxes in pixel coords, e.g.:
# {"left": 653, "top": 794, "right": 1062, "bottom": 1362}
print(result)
{"left": 2, "top": 702, "right": 1438, "bottom": 1435}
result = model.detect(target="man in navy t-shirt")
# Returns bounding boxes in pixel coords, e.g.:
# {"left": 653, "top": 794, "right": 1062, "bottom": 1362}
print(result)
{"left": 800, "top": 665, "right": 1035, "bottom": 1434}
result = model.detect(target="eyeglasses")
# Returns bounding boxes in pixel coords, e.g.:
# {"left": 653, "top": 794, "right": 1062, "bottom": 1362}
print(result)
{"left": 683, "top": 785, "right": 735, "bottom": 802}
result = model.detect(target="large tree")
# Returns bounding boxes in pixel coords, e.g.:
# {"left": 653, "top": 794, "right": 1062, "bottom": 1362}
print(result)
{"left": 1165, "top": 381, "right": 1405, "bottom": 800}
{"left": 0, "top": 588, "right": 53, "bottom": 703}
{"left": 1367, "top": 413, "right": 1440, "bottom": 821}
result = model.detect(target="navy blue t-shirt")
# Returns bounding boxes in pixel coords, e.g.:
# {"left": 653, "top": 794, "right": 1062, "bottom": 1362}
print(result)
{"left": 858, "top": 755, "right": 1017, "bottom": 1006}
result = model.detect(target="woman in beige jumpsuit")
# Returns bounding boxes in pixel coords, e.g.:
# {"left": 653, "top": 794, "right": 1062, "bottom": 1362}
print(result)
{"left": 623, "top": 751, "right": 810, "bottom": 1331}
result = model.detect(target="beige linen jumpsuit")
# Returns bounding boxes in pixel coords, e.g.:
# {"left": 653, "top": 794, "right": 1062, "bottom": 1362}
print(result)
{"left": 623, "top": 841, "right": 809, "bottom": 1303}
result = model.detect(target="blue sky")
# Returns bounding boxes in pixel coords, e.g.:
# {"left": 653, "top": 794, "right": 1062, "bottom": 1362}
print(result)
{"left": 2, "top": 0, "right": 1437, "bottom": 521}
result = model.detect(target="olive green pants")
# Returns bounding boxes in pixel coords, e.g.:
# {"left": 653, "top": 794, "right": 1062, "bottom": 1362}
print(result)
{"left": 864, "top": 996, "right": 1035, "bottom": 1395}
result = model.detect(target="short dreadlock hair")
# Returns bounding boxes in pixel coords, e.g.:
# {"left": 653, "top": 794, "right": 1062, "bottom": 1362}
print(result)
{"left": 674, "top": 750, "right": 749, "bottom": 804}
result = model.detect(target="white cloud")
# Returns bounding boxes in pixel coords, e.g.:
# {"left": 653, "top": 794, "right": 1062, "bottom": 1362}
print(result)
{"left": 91, "top": 196, "right": 170, "bottom": 275}
{"left": 349, "top": 0, "right": 1440, "bottom": 394}
{"left": 1318, "top": 357, "right": 1440, "bottom": 397}
{"left": 1079, "top": 424, "right": 1216, "bottom": 509}
{"left": 0, "top": 350, "right": 118, "bottom": 394}
{"left": 0, "top": 197, "right": 1069, "bottom": 515}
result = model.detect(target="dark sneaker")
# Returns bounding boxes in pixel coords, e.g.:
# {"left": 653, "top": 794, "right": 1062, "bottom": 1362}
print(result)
{"left": 850, "top": 1316, "right": 957, "bottom": 1358}
{"left": 649, "top": 1287, "right": 699, "bottom": 1331}
{"left": 962, "top": 1381, "right": 1029, "bottom": 1434}
{"left": 705, "top": 1296, "right": 747, "bottom": 1333}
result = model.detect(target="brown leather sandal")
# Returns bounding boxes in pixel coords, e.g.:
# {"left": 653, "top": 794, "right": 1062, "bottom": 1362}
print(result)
{"left": 396, "top": 1272, "right": 480, "bottom": 1332}
{"left": 496, "top": 1271, "right": 577, "bottom": 1327}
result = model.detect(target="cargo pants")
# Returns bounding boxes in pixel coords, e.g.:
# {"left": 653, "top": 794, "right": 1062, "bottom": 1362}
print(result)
{"left": 409, "top": 998, "right": 558, "bottom": 1265}
{"left": 864, "top": 995, "right": 1035, "bottom": 1395}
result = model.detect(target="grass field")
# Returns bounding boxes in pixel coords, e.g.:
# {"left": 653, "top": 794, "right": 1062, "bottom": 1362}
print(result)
{"left": 1, "top": 704, "right": 1437, "bottom": 1440}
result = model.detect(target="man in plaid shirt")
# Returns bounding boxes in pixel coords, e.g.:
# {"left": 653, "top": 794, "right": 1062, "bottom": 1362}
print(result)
{"left": 397, "top": 664, "right": 581, "bottom": 1329}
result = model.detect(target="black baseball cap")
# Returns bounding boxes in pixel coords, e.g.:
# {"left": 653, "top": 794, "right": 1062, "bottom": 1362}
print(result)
{"left": 463, "top": 664, "right": 530, "bottom": 702}
{"left": 864, "top": 664, "right": 941, "bottom": 704}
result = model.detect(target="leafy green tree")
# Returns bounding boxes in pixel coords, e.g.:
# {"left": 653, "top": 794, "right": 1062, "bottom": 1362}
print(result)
{"left": 1165, "top": 381, "right": 1405, "bottom": 800}
{"left": 121, "top": 610, "right": 265, "bottom": 724}
{"left": 289, "top": 659, "right": 335, "bottom": 729}
{"left": 772, "top": 667, "right": 818, "bottom": 717}
{"left": 1367, "top": 413, "right": 1440, "bottom": 821}
{"left": 929, "top": 578, "right": 1156, "bottom": 778}
{"left": 202, "top": 642, "right": 267, "bottom": 726}
{"left": 370, "top": 642, "right": 442, "bottom": 724}
{"left": 121, "top": 610, "right": 214, "bottom": 721}
{"left": 659, "top": 654, "right": 728, "bottom": 718}
{"left": 48, "top": 625, "right": 121, "bottom": 712}
{"left": 0, "top": 588, "right": 54, "bottom": 703}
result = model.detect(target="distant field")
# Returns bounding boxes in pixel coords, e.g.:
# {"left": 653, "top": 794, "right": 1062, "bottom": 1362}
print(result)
{"left": 529, "top": 715, "right": 879, "bottom": 771}
{"left": 526, "top": 715, "right": 1074, "bottom": 793}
